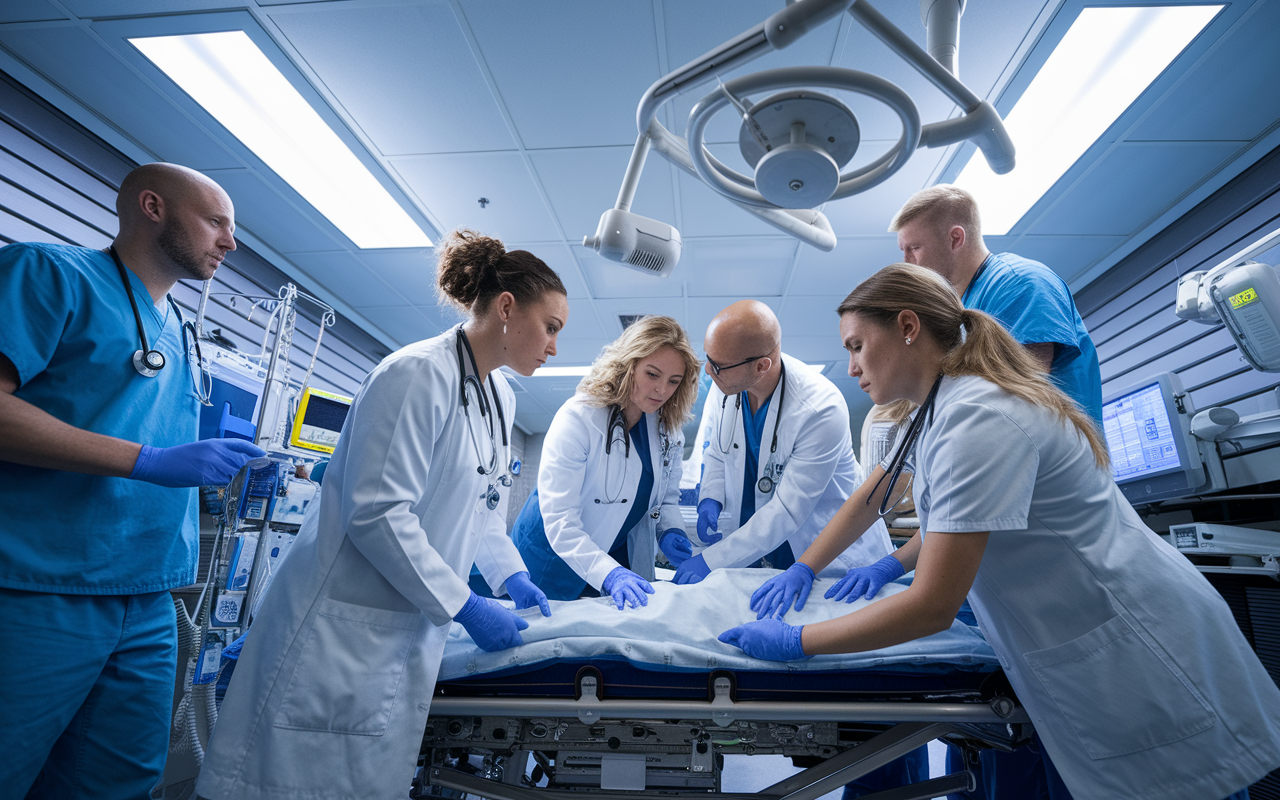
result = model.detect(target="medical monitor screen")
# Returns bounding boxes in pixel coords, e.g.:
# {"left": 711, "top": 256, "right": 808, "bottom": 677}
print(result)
{"left": 1103, "top": 381, "right": 1183, "bottom": 482}
{"left": 292, "top": 392, "right": 352, "bottom": 452}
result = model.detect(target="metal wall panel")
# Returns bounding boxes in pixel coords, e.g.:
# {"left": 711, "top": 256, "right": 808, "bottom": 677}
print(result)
{"left": 0, "top": 68, "right": 381, "bottom": 402}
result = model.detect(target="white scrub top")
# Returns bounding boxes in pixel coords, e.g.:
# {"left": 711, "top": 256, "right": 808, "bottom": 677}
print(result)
{"left": 699, "top": 354, "right": 892, "bottom": 574}
{"left": 197, "top": 329, "right": 528, "bottom": 800}
{"left": 901, "top": 375, "right": 1280, "bottom": 799}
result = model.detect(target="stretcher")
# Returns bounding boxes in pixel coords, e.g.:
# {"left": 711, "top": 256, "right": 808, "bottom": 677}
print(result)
{"left": 412, "top": 571, "right": 1032, "bottom": 800}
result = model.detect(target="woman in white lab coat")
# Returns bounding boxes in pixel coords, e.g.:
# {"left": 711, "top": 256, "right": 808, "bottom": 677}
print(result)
{"left": 197, "top": 230, "right": 569, "bottom": 800}
{"left": 723, "top": 263, "right": 1280, "bottom": 800}
{"left": 511, "top": 316, "right": 699, "bottom": 608}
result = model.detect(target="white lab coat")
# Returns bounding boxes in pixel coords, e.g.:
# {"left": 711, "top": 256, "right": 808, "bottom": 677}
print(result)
{"left": 904, "top": 375, "right": 1280, "bottom": 799}
{"left": 197, "top": 330, "right": 528, "bottom": 800}
{"left": 539, "top": 394, "right": 684, "bottom": 589}
{"left": 698, "top": 354, "right": 892, "bottom": 573}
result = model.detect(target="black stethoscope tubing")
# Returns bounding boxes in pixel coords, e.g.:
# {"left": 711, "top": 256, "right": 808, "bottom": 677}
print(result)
{"left": 110, "top": 245, "right": 168, "bottom": 376}
{"left": 455, "top": 327, "right": 515, "bottom": 510}
{"left": 867, "top": 373, "right": 944, "bottom": 517}
{"left": 716, "top": 362, "right": 787, "bottom": 493}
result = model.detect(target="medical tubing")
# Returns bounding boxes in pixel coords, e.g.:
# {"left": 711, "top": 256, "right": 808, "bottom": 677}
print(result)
{"left": 170, "top": 597, "right": 206, "bottom": 764}
{"left": 196, "top": 279, "right": 212, "bottom": 340}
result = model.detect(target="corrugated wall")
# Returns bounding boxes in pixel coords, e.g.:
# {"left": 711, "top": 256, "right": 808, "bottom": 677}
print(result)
{"left": 1080, "top": 146, "right": 1280, "bottom": 421}
{"left": 0, "top": 70, "right": 387, "bottom": 399}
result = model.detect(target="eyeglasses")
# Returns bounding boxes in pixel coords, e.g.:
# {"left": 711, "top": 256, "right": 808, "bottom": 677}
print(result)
{"left": 705, "top": 353, "right": 769, "bottom": 376}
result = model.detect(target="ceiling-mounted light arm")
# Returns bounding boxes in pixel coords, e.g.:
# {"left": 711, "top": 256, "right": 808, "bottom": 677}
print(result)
{"left": 921, "top": 0, "right": 965, "bottom": 76}
{"left": 849, "top": 0, "right": 1014, "bottom": 174}
{"left": 685, "top": 66, "right": 922, "bottom": 208}
{"left": 644, "top": 118, "right": 837, "bottom": 251}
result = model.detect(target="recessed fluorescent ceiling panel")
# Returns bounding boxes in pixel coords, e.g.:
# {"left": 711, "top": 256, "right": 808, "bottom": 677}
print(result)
{"left": 131, "top": 31, "right": 431, "bottom": 249}
{"left": 955, "top": 5, "right": 1220, "bottom": 235}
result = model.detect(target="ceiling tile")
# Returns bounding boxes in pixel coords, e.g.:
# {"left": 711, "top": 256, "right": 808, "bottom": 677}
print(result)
{"left": 0, "top": 25, "right": 241, "bottom": 170}
{"left": 592, "top": 297, "right": 692, "bottom": 336}
{"left": 505, "top": 241, "right": 590, "bottom": 300}
{"left": 528, "top": 146, "right": 676, "bottom": 244}
{"left": 1028, "top": 141, "right": 1245, "bottom": 237}
{"left": 574, "top": 243, "right": 687, "bottom": 299}
{"left": 789, "top": 235, "right": 901, "bottom": 296}
{"left": 60, "top": 0, "right": 227, "bottom": 14}
{"left": 995, "top": 235, "right": 1127, "bottom": 284}
{"left": 555, "top": 298, "right": 608, "bottom": 341}
{"left": 0, "top": 1, "right": 63, "bottom": 23}
{"left": 291, "top": 251, "right": 404, "bottom": 310}
{"left": 677, "top": 144, "right": 788, "bottom": 238}
{"left": 780, "top": 335, "right": 848, "bottom": 365}
{"left": 778, "top": 294, "right": 848, "bottom": 338}
{"left": 390, "top": 151, "right": 560, "bottom": 242}
{"left": 821, "top": 149, "right": 944, "bottom": 236}
{"left": 683, "top": 237, "right": 795, "bottom": 297}
{"left": 271, "top": 3, "right": 516, "bottom": 157}
{"left": 460, "top": 0, "right": 660, "bottom": 149}
{"left": 685, "top": 296, "right": 783, "bottom": 348}
{"left": 1130, "top": 0, "right": 1280, "bottom": 143}
{"left": 348, "top": 248, "right": 439, "bottom": 306}
{"left": 358, "top": 305, "right": 436, "bottom": 346}
{"left": 205, "top": 168, "right": 344, "bottom": 253}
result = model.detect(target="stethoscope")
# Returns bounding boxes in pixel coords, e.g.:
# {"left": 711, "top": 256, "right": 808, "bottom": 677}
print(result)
{"left": 109, "top": 245, "right": 212, "bottom": 406}
{"left": 867, "top": 373, "right": 944, "bottom": 517}
{"left": 716, "top": 362, "right": 787, "bottom": 494}
{"left": 598, "top": 405, "right": 675, "bottom": 507}
{"left": 455, "top": 326, "right": 521, "bottom": 510}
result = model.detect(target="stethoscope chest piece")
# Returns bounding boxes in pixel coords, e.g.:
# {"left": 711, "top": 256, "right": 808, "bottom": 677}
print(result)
{"left": 757, "top": 475, "right": 774, "bottom": 494}
{"left": 484, "top": 485, "right": 501, "bottom": 511}
{"left": 132, "top": 348, "right": 165, "bottom": 377}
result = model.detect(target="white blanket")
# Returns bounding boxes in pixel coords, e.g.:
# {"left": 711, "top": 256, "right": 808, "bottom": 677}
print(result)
{"left": 440, "top": 569, "right": 997, "bottom": 680}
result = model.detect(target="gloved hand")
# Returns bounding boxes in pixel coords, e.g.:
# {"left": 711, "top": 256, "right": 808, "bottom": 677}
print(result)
{"left": 504, "top": 571, "right": 551, "bottom": 617}
{"left": 658, "top": 528, "right": 693, "bottom": 568}
{"left": 718, "top": 619, "right": 808, "bottom": 661}
{"left": 825, "top": 554, "right": 905, "bottom": 603}
{"left": 749, "top": 562, "right": 816, "bottom": 620}
{"left": 696, "top": 498, "right": 723, "bottom": 544}
{"left": 601, "top": 567, "right": 655, "bottom": 610}
{"left": 130, "top": 439, "right": 266, "bottom": 488}
{"left": 673, "top": 553, "right": 711, "bottom": 585}
{"left": 454, "top": 591, "right": 529, "bottom": 651}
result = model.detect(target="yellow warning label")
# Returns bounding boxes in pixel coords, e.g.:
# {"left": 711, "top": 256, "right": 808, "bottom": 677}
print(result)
{"left": 1230, "top": 287, "right": 1259, "bottom": 309}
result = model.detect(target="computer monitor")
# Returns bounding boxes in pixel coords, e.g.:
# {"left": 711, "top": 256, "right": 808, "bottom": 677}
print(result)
{"left": 289, "top": 388, "right": 352, "bottom": 454}
{"left": 1101, "top": 372, "right": 1219, "bottom": 504}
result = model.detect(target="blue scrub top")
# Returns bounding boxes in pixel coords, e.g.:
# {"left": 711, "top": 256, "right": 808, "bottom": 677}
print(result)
{"left": 0, "top": 243, "right": 200, "bottom": 594}
{"left": 512, "top": 416, "right": 653, "bottom": 600}
{"left": 963, "top": 252, "right": 1103, "bottom": 427}
{"left": 738, "top": 393, "right": 772, "bottom": 526}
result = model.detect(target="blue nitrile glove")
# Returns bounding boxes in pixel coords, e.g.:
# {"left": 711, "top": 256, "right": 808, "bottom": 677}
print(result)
{"left": 601, "top": 567, "right": 655, "bottom": 610}
{"left": 130, "top": 439, "right": 266, "bottom": 488}
{"left": 505, "top": 571, "right": 551, "bottom": 617}
{"left": 749, "top": 562, "right": 816, "bottom": 620}
{"left": 454, "top": 591, "right": 529, "bottom": 651}
{"left": 696, "top": 498, "right": 723, "bottom": 544}
{"left": 673, "top": 552, "right": 711, "bottom": 585}
{"left": 718, "top": 619, "right": 808, "bottom": 661}
{"left": 658, "top": 528, "right": 693, "bottom": 568}
{"left": 825, "top": 554, "right": 906, "bottom": 603}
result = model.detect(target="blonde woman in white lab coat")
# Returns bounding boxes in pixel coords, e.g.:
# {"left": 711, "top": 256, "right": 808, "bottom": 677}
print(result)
{"left": 512, "top": 315, "right": 700, "bottom": 607}
{"left": 725, "top": 263, "right": 1280, "bottom": 800}
{"left": 197, "top": 230, "right": 569, "bottom": 800}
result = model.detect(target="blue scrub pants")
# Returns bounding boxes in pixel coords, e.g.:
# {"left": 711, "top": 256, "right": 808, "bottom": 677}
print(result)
{"left": 0, "top": 588, "right": 177, "bottom": 800}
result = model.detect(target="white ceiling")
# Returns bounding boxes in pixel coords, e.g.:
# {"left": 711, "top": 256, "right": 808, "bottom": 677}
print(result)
{"left": 2, "top": 0, "right": 1279, "bottom": 436}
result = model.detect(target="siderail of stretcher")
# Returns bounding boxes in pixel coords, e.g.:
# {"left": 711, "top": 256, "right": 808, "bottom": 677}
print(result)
{"left": 413, "top": 663, "right": 1032, "bottom": 800}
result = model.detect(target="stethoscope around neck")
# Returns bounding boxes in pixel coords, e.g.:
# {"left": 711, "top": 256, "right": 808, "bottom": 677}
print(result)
{"left": 867, "top": 373, "right": 944, "bottom": 517}
{"left": 455, "top": 326, "right": 521, "bottom": 510}
{"left": 717, "top": 362, "right": 787, "bottom": 494}
{"left": 108, "top": 245, "right": 211, "bottom": 406}
{"left": 597, "top": 404, "right": 674, "bottom": 507}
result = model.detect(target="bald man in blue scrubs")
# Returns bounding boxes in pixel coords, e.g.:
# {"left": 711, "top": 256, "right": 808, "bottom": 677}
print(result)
{"left": 0, "top": 164, "right": 263, "bottom": 800}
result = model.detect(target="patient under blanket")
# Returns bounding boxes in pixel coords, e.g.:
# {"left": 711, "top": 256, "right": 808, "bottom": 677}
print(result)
{"left": 440, "top": 569, "right": 997, "bottom": 680}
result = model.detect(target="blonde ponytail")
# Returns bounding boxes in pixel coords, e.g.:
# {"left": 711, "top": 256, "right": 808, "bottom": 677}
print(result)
{"left": 838, "top": 264, "right": 1108, "bottom": 468}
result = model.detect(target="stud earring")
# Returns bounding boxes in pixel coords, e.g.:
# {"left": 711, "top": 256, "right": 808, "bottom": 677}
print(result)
{"left": 905, "top": 337, "right": 912, "bottom": 345}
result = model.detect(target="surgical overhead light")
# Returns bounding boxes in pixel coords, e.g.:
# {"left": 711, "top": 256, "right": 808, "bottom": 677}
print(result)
{"left": 1176, "top": 233, "right": 1280, "bottom": 373}
{"left": 584, "top": 0, "right": 1015, "bottom": 277}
